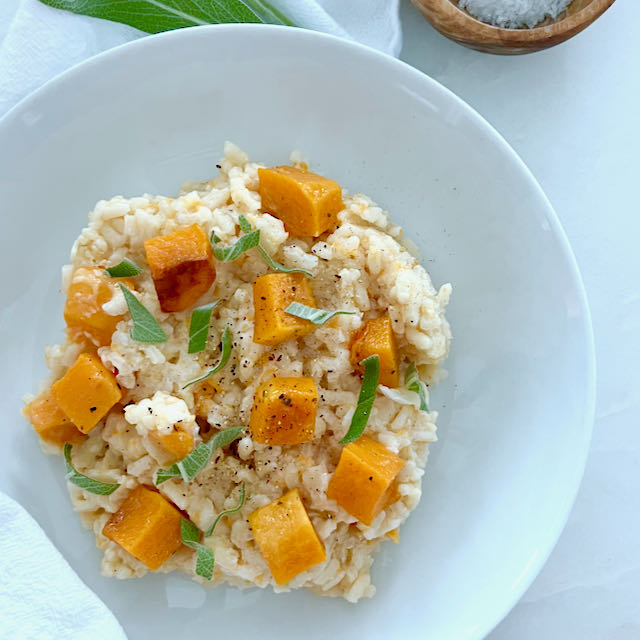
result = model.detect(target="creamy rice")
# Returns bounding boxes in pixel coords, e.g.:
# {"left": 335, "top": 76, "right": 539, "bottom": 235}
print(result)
{"left": 38, "top": 142, "right": 451, "bottom": 602}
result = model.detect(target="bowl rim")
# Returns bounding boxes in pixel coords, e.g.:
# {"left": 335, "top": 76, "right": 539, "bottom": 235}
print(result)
{"left": 0, "top": 23, "right": 597, "bottom": 639}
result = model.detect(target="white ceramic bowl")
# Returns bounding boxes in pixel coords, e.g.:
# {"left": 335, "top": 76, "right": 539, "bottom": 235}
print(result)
{"left": 0, "top": 25, "right": 595, "bottom": 640}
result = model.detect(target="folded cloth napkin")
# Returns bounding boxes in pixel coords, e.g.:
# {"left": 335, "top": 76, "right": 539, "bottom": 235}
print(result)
{"left": 0, "top": 0, "right": 402, "bottom": 117}
{"left": 0, "top": 4, "right": 401, "bottom": 636}
{"left": 0, "top": 491, "right": 127, "bottom": 640}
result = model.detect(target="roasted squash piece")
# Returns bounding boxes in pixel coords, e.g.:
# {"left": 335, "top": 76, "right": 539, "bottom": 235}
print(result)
{"left": 144, "top": 224, "right": 216, "bottom": 313}
{"left": 148, "top": 428, "right": 194, "bottom": 462}
{"left": 326, "top": 436, "right": 404, "bottom": 526}
{"left": 25, "top": 391, "right": 84, "bottom": 446}
{"left": 350, "top": 316, "right": 399, "bottom": 387}
{"left": 248, "top": 488, "right": 326, "bottom": 585}
{"left": 250, "top": 377, "right": 318, "bottom": 445}
{"left": 258, "top": 166, "right": 343, "bottom": 237}
{"left": 51, "top": 353, "right": 122, "bottom": 433}
{"left": 102, "top": 485, "right": 182, "bottom": 570}
{"left": 64, "top": 267, "right": 132, "bottom": 346}
{"left": 253, "top": 273, "right": 316, "bottom": 345}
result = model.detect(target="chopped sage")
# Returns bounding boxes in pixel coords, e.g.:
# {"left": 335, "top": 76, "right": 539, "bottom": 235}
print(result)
{"left": 188, "top": 301, "right": 221, "bottom": 354}
{"left": 205, "top": 482, "right": 246, "bottom": 537}
{"left": 119, "top": 284, "right": 167, "bottom": 343}
{"left": 63, "top": 444, "right": 119, "bottom": 495}
{"left": 405, "top": 362, "right": 429, "bottom": 411}
{"left": 284, "top": 302, "right": 356, "bottom": 325}
{"left": 104, "top": 258, "right": 143, "bottom": 277}
{"left": 180, "top": 519, "right": 214, "bottom": 580}
{"left": 212, "top": 230, "right": 260, "bottom": 262}
{"left": 183, "top": 327, "right": 232, "bottom": 388}
{"left": 340, "top": 355, "right": 380, "bottom": 444}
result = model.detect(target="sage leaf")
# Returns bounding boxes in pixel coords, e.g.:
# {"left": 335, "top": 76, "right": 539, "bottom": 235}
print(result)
{"left": 188, "top": 301, "right": 221, "bottom": 354}
{"left": 155, "top": 425, "right": 243, "bottom": 484}
{"left": 36, "top": 0, "right": 296, "bottom": 34}
{"left": 183, "top": 327, "right": 232, "bottom": 388}
{"left": 405, "top": 362, "right": 429, "bottom": 411}
{"left": 63, "top": 444, "right": 119, "bottom": 495}
{"left": 237, "top": 216, "right": 312, "bottom": 276}
{"left": 119, "top": 284, "right": 168, "bottom": 343}
{"left": 285, "top": 302, "right": 356, "bottom": 325}
{"left": 205, "top": 482, "right": 246, "bottom": 536}
{"left": 180, "top": 519, "right": 214, "bottom": 580}
{"left": 340, "top": 355, "right": 380, "bottom": 444}
{"left": 213, "top": 230, "right": 260, "bottom": 262}
{"left": 104, "top": 258, "right": 142, "bottom": 277}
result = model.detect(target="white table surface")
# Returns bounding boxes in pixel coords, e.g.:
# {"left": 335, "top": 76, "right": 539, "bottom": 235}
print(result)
{"left": 1, "top": 1, "right": 637, "bottom": 637}
{"left": 398, "top": 1, "right": 639, "bottom": 637}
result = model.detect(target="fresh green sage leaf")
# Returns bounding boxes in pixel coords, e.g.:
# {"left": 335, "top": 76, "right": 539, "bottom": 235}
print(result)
{"left": 237, "top": 215, "right": 312, "bottom": 276}
{"left": 205, "top": 482, "right": 246, "bottom": 537}
{"left": 155, "top": 425, "right": 243, "bottom": 484}
{"left": 285, "top": 302, "right": 356, "bottom": 325}
{"left": 104, "top": 258, "right": 143, "bottom": 277}
{"left": 405, "top": 362, "right": 429, "bottom": 412}
{"left": 183, "top": 327, "right": 232, "bottom": 388}
{"left": 180, "top": 518, "right": 214, "bottom": 580}
{"left": 340, "top": 355, "right": 380, "bottom": 444}
{"left": 119, "top": 284, "right": 168, "bottom": 343}
{"left": 36, "top": 0, "right": 296, "bottom": 35}
{"left": 213, "top": 230, "right": 261, "bottom": 262}
{"left": 63, "top": 444, "right": 119, "bottom": 495}
{"left": 188, "top": 301, "right": 221, "bottom": 354}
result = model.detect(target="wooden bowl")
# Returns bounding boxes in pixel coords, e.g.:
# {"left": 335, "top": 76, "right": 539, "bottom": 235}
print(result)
{"left": 411, "top": 0, "right": 616, "bottom": 54}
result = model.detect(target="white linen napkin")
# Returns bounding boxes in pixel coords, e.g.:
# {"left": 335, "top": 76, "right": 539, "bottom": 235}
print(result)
{"left": 0, "top": 0, "right": 402, "bottom": 117}
{"left": 0, "top": 491, "right": 127, "bottom": 640}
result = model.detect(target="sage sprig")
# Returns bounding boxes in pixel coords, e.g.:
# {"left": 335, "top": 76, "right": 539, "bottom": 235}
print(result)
{"left": 285, "top": 302, "right": 356, "bottom": 325}
{"left": 405, "top": 362, "right": 429, "bottom": 412}
{"left": 183, "top": 327, "right": 232, "bottom": 388}
{"left": 188, "top": 301, "right": 221, "bottom": 354}
{"left": 104, "top": 259, "right": 143, "bottom": 277}
{"left": 36, "top": 0, "right": 296, "bottom": 34}
{"left": 63, "top": 444, "right": 120, "bottom": 495}
{"left": 205, "top": 482, "right": 246, "bottom": 536}
{"left": 181, "top": 519, "right": 214, "bottom": 581}
{"left": 155, "top": 425, "right": 243, "bottom": 484}
{"left": 340, "top": 355, "right": 380, "bottom": 444}
{"left": 119, "top": 284, "right": 168, "bottom": 343}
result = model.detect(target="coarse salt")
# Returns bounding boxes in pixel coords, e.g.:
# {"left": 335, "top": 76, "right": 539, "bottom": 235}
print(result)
{"left": 457, "top": 0, "right": 572, "bottom": 28}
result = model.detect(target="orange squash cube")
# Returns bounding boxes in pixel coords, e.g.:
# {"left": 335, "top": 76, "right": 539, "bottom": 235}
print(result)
{"left": 51, "top": 353, "right": 122, "bottom": 433}
{"left": 326, "top": 436, "right": 405, "bottom": 526}
{"left": 250, "top": 377, "right": 318, "bottom": 445}
{"left": 148, "top": 428, "right": 194, "bottom": 462}
{"left": 64, "top": 267, "right": 132, "bottom": 346}
{"left": 248, "top": 488, "right": 326, "bottom": 585}
{"left": 144, "top": 224, "right": 216, "bottom": 312}
{"left": 350, "top": 316, "right": 399, "bottom": 387}
{"left": 24, "top": 391, "right": 84, "bottom": 446}
{"left": 258, "top": 166, "right": 343, "bottom": 237}
{"left": 253, "top": 273, "right": 316, "bottom": 345}
{"left": 102, "top": 485, "right": 182, "bottom": 570}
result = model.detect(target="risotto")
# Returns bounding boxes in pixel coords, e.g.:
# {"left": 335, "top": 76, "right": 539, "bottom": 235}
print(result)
{"left": 24, "top": 143, "right": 452, "bottom": 603}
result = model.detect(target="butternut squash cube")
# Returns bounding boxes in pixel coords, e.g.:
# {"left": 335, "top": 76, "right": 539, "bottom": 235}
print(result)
{"left": 248, "top": 488, "right": 326, "bottom": 585}
{"left": 350, "top": 316, "right": 399, "bottom": 387}
{"left": 253, "top": 273, "right": 316, "bottom": 345}
{"left": 148, "top": 428, "right": 194, "bottom": 462}
{"left": 102, "top": 485, "right": 182, "bottom": 570}
{"left": 144, "top": 224, "right": 216, "bottom": 313}
{"left": 51, "top": 353, "right": 122, "bottom": 433}
{"left": 258, "top": 166, "right": 343, "bottom": 237}
{"left": 326, "top": 436, "right": 405, "bottom": 526}
{"left": 250, "top": 377, "right": 318, "bottom": 445}
{"left": 25, "top": 391, "right": 84, "bottom": 446}
{"left": 64, "top": 267, "right": 132, "bottom": 346}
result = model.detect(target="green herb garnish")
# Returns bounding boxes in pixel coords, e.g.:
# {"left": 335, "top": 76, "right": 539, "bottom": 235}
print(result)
{"left": 183, "top": 327, "right": 232, "bottom": 388}
{"left": 213, "top": 230, "right": 261, "bottom": 262}
{"left": 181, "top": 519, "right": 214, "bottom": 580}
{"left": 36, "top": 0, "right": 296, "bottom": 34}
{"left": 119, "top": 284, "right": 168, "bottom": 343}
{"left": 405, "top": 362, "right": 429, "bottom": 412}
{"left": 188, "top": 301, "right": 221, "bottom": 354}
{"left": 63, "top": 444, "right": 119, "bottom": 495}
{"left": 155, "top": 425, "right": 243, "bottom": 485}
{"left": 205, "top": 482, "right": 246, "bottom": 536}
{"left": 238, "top": 215, "right": 313, "bottom": 277}
{"left": 104, "top": 258, "right": 143, "bottom": 277}
{"left": 340, "top": 355, "right": 380, "bottom": 444}
{"left": 284, "top": 302, "right": 356, "bottom": 325}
